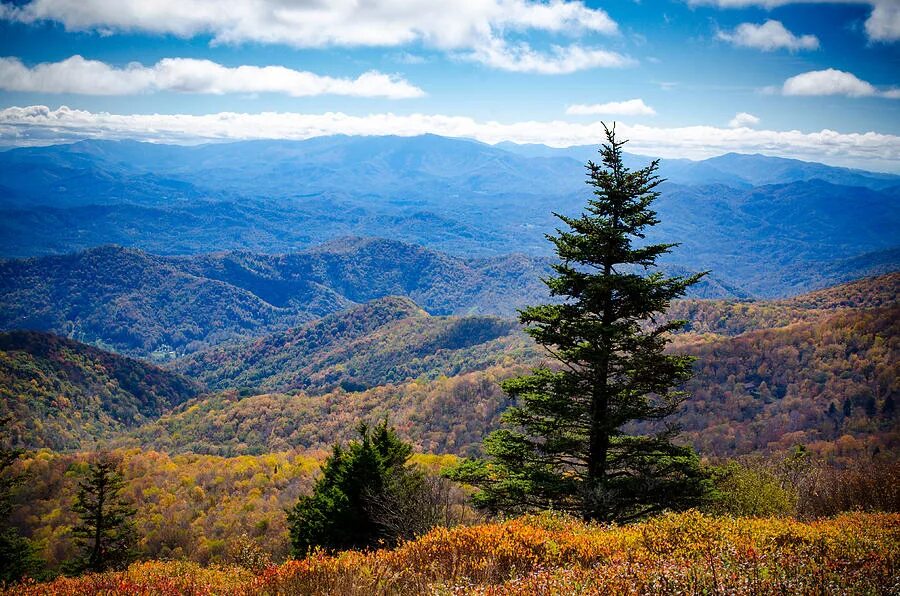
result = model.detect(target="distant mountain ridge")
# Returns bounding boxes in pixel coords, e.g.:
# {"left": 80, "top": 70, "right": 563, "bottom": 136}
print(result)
{"left": 1, "top": 135, "right": 895, "bottom": 298}
{"left": 495, "top": 142, "right": 900, "bottom": 190}
{"left": 0, "top": 238, "right": 740, "bottom": 358}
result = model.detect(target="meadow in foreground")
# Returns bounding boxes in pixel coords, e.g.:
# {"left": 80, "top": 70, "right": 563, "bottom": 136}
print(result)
{"left": 9, "top": 511, "right": 898, "bottom": 595}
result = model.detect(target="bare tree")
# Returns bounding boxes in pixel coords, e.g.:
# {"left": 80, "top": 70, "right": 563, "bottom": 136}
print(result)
{"left": 364, "top": 466, "right": 480, "bottom": 545}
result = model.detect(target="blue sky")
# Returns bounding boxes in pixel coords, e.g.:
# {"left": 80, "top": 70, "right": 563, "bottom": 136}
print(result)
{"left": 0, "top": 0, "right": 898, "bottom": 170}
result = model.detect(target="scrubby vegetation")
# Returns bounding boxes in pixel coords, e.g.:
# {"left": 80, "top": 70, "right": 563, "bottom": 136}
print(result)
{"left": 6, "top": 512, "right": 898, "bottom": 595}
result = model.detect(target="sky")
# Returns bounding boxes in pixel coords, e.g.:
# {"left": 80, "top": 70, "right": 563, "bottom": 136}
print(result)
{"left": 0, "top": 0, "right": 899, "bottom": 171}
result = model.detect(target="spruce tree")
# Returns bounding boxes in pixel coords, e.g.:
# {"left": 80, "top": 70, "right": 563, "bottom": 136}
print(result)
{"left": 69, "top": 453, "right": 136, "bottom": 574}
{"left": 288, "top": 421, "right": 412, "bottom": 554}
{"left": 449, "top": 125, "right": 711, "bottom": 522}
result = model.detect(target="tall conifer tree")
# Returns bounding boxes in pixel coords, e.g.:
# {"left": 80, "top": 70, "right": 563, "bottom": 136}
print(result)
{"left": 69, "top": 454, "right": 136, "bottom": 573}
{"left": 449, "top": 125, "right": 711, "bottom": 522}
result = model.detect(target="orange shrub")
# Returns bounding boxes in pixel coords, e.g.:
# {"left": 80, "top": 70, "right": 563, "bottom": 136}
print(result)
{"left": 8, "top": 512, "right": 898, "bottom": 595}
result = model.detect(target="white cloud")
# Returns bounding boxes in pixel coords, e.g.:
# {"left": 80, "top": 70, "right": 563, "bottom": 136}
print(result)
{"left": 689, "top": 1, "right": 899, "bottom": 43}
{"left": 566, "top": 99, "right": 656, "bottom": 116}
{"left": 781, "top": 68, "right": 899, "bottom": 98}
{"left": 2, "top": 105, "right": 899, "bottom": 172}
{"left": 728, "top": 112, "right": 760, "bottom": 128}
{"left": 866, "top": 0, "right": 900, "bottom": 41}
{"left": 0, "top": 0, "right": 623, "bottom": 74}
{"left": 0, "top": 55, "right": 425, "bottom": 98}
{"left": 717, "top": 20, "right": 819, "bottom": 51}
{"left": 467, "top": 39, "right": 633, "bottom": 74}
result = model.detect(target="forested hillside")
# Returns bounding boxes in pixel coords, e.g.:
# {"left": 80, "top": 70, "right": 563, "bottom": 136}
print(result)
{"left": 675, "top": 305, "right": 899, "bottom": 456}
{"left": 0, "top": 247, "right": 310, "bottom": 357}
{"left": 0, "top": 239, "right": 740, "bottom": 358}
{"left": 131, "top": 306, "right": 897, "bottom": 460}
{"left": 126, "top": 275, "right": 899, "bottom": 460}
{"left": 174, "top": 297, "right": 533, "bottom": 394}
{"left": 2, "top": 274, "right": 896, "bottom": 456}
{"left": 122, "top": 367, "right": 522, "bottom": 456}
{"left": 666, "top": 271, "right": 900, "bottom": 339}
{"left": 0, "top": 331, "right": 198, "bottom": 450}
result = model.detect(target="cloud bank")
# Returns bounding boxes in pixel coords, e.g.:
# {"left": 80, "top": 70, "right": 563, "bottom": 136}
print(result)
{"left": 465, "top": 40, "right": 632, "bottom": 74}
{"left": 0, "top": 55, "right": 425, "bottom": 98}
{"left": 0, "top": 0, "right": 625, "bottom": 74}
{"left": 2, "top": 105, "right": 898, "bottom": 172}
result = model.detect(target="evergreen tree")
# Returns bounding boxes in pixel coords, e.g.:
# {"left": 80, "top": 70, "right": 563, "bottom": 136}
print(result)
{"left": 449, "top": 125, "right": 711, "bottom": 522}
{"left": 69, "top": 453, "right": 136, "bottom": 574}
{"left": 0, "top": 418, "right": 41, "bottom": 584}
{"left": 288, "top": 421, "right": 412, "bottom": 554}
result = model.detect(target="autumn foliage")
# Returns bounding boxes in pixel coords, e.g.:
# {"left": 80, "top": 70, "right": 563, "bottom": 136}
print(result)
{"left": 7, "top": 511, "right": 898, "bottom": 595}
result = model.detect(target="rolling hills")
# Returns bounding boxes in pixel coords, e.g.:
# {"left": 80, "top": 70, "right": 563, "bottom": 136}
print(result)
{"left": 132, "top": 273, "right": 899, "bottom": 458}
{"left": 0, "top": 330, "right": 198, "bottom": 450}
{"left": 129, "top": 302, "right": 896, "bottom": 459}
{"left": 0, "top": 238, "right": 736, "bottom": 358}
{"left": 173, "top": 296, "right": 534, "bottom": 394}
{"left": 1, "top": 269, "right": 896, "bottom": 457}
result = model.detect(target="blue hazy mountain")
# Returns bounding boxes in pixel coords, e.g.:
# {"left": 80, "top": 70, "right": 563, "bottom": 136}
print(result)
{"left": 0, "top": 238, "right": 745, "bottom": 358}
{"left": 495, "top": 141, "right": 900, "bottom": 190}
{"left": 0, "top": 134, "right": 897, "bottom": 297}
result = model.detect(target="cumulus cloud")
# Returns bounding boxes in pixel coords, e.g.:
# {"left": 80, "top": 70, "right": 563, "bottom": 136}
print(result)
{"left": 0, "top": 0, "right": 624, "bottom": 74}
{"left": 781, "top": 68, "right": 899, "bottom": 98}
{"left": 717, "top": 20, "right": 819, "bottom": 51}
{"left": 0, "top": 55, "right": 425, "bottom": 98}
{"left": 728, "top": 112, "right": 760, "bottom": 128}
{"left": 2, "top": 105, "right": 899, "bottom": 172}
{"left": 566, "top": 99, "right": 656, "bottom": 116}
{"left": 866, "top": 0, "right": 900, "bottom": 41}
{"left": 689, "top": 1, "right": 899, "bottom": 43}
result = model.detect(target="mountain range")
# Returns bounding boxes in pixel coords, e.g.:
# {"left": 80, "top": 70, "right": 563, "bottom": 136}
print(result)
{"left": 2, "top": 272, "right": 896, "bottom": 458}
{"left": 0, "top": 238, "right": 740, "bottom": 358}
{"left": 1, "top": 135, "right": 897, "bottom": 297}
